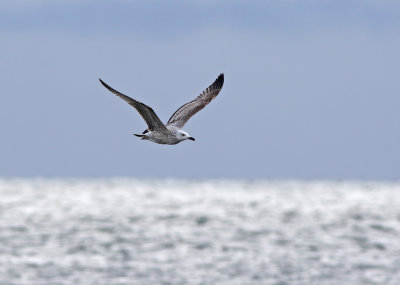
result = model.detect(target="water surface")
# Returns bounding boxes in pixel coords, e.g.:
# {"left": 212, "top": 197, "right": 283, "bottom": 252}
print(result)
{"left": 0, "top": 179, "right": 399, "bottom": 284}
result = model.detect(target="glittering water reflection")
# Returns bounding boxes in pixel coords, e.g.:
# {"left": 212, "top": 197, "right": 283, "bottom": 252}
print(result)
{"left": 0, "top": 179, "right": 399, "bottom": 284}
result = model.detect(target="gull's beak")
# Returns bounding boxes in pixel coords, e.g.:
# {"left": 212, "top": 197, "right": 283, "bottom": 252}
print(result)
{"left": 188, "top": 137, "right": 195, "bottom": 141}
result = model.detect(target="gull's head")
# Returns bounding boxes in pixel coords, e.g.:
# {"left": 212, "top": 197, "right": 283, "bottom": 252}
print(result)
{"left": 177, "top": 130, "right": 195, "bottom": 142}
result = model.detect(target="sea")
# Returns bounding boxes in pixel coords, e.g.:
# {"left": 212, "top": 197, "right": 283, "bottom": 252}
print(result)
{"left": 0, "top": 179, "right": 399, "bottom": 285}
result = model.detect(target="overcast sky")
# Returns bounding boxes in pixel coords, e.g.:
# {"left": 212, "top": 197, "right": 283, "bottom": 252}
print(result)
{"left": 1, "top": 1, "right": 399, "bottom": 180}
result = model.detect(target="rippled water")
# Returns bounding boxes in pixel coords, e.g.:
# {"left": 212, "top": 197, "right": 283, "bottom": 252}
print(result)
{"left": 0, "top": 179, "right": 399, "bottom": 284}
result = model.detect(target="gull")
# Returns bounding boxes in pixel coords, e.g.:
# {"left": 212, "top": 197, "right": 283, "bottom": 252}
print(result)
{"left": 99, "top": 73, "right": 224, "bottom": 145}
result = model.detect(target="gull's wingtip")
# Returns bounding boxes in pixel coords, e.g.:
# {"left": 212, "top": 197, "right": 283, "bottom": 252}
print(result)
{"left": 98, "top": 78, "right": 110, "bottom": 89}
{"left": 214, "top": 73, "right": 224, "bottom": 89}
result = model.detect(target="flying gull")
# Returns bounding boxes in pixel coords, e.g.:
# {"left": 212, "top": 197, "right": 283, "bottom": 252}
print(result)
{"left": 99, "top": 73, "right": 224, "bottom": 145}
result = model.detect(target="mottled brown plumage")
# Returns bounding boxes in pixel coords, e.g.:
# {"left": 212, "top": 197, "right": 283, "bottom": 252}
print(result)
{"left": 167, "top": 73, "right": 224, "bottom": 129}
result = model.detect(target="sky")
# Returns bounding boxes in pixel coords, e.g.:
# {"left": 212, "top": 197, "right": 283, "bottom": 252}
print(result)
{"left": 1, "top": 1, "right": 399, "bottom": 180}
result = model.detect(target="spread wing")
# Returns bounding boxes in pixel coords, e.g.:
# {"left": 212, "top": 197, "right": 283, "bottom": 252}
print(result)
{"left": 166, "top": 73, "right": 224, "bottom": 129}
{"left": 99, "top": 78, "right": 167, "bottom": 132}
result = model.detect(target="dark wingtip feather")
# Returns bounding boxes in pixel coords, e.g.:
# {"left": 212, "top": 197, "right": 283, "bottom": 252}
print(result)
{"left": 213, "top": 73, "right": 224, "bottom": 91}
{"left": 218, "top": 73, "right": 224, "bottom": 88}
{"left": 98, "top": 78, "right": 122, "bottom": 96}
{"left": 98, "top": 78, "right": 110, "bottom": 89}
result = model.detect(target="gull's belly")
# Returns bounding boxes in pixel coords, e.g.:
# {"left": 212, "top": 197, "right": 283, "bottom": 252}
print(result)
{"left": 148, "top": 132, "right": 180, "bottom": 145}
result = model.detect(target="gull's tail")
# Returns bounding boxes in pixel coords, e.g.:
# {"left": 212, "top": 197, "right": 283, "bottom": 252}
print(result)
{"left": 134, "top": 134, "right": 148, "bottom": 140}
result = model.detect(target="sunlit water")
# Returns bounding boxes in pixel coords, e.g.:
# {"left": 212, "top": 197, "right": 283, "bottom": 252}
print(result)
{"left": 0, "top": 179, "right": 399, "bottom": 285}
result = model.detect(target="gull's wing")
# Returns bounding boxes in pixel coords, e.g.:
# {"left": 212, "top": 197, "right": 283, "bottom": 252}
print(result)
{"left": 99, "top": 79, "right": 168, "bottom": 132}
{"left": 166, "top": 73, "right": 224, "bottom": 129}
